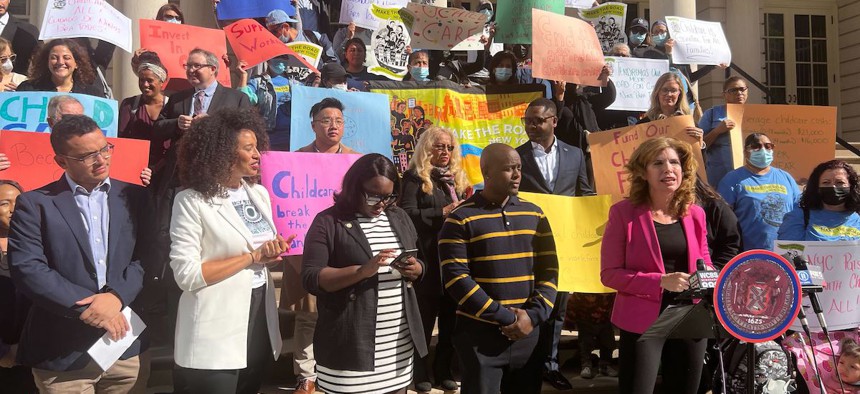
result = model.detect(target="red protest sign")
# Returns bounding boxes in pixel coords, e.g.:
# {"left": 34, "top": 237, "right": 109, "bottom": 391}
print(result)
{"left": 139, "top": 19, "right": 231, "bottom": 88}
{"left": 0, "top": 130, "right": 150, "bottom": 191}
{"left": 224, "top": 19, "right": 318, "bottom": 71}
{"left": 532, "top": 9, "right": 606, "bottom": 87}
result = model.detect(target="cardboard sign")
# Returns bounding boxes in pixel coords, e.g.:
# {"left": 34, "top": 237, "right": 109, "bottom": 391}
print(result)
{"left": 578, "top": 2, "right": 627, "bottom": 53}
{"left": 532, "top": 9, "right": 606, "bottom": 87}
{"left": 605, "top": 57, "right": 670, "bottom": 111}
{"left": 494, "top": 0, "right": 564, "bottom": 44}
{"left": 139, "top": 20, "right": 231, "bottom": 88}
{"left": 225, "top": 19, "right": 317, "bottom": 71}
{"left": 367, "top": 5, "right": 411, "bottom": 80}
{"left": 401, "top": 3, "right": 486, "bottom": 50}
{"left": 412, "top": 0, "right": 446, "bottom": 6}
{"left": 339, "top": 0, "right": 409, "bottom": 30}
{"left": 260, "top": 152, "right": 361, "bottom": 255}
{"left": 727, "top": 104, "right": 836, "bottom": 184}
{"left": 0, "top": 92, "right": 119, "bottom": 137}
{"left": 520, "top": 192, "right": 614, "bottom": 293}
{"left": 587, "top": 115, "right": 707, "bottom": 200}
{"left": 0, "top": 130, "right": 149, "bottom": 191}
{"left": 216, "top": 0, "right": 288, "bottom": 20}
{"left": 39, "top": 0, "right": 132, "bottom": 53}
{"left": 665, "top": 16, "right": 732, "bottom": 66}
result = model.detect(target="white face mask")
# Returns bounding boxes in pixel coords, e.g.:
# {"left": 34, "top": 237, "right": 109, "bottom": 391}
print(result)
{"left": 1, "top": 60, "right": 12, "bottom": 74}
{"left": 332, "top": 83, "right": 348, "bottom": 91}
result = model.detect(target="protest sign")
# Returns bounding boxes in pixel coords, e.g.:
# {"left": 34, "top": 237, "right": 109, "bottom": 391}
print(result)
{"left": 216, "top": 0, "right": 288, "bottom": 20}
{"left": 367, "top": 5, "right": 411, "bottom": 80}
{"left": 412, "top": 0, "right": 446, "bottom": 6}
{"left": 774, "top": 240, "right": 860, "bottom": 331}
{"left": 261, "top": 152, "right": 361, "bottom": 255}
{"left": 289, "top": 85, "right": 393, "bottom": 157}
{"left": 369, "top": 81, "right": 544, "bottom": 186}
{"left": 587, "top": 115, "right": 706, "bottom": 199}
{"left": 605, "top": 57, "right": 670, "bottom": 111}
{"left": 520, "top": 192, "right": 614, "bottom": 293}
{"left": 0, "top": 130, "right": 149, "bottom": 191}
{"left": 340, "top": 0, "right": 409, "bottom": 30}
{"left": 532, "top": 9, "right": 606, "bottom": 87}
{"left": 727, "top": 104, "right": 836, "bottom": 184}
{"left": 225, "top": 19, "right": 317, "bottom": 71}
{"left": 495, "top": 0, "right": 564, "bottom": 44}
{"left": 285, "top": 42, "right": 324, "bottom": 78}
{"left": 578, "top": 2, "right": 627, "bottom": 53}
{"left": 401, "top": 3, "right": 486, "bottom": 50}
{"left": 665, "top": 16, "right": 732, "bottom": 66}
{"left": 566, "top": 0, "right": 595, "bottom": 8}
{"left": 39, "top": 0, "right": 132, "bottom": 53}
{"left": 140, "top": 20, "right": 231, "bottom": 88}
{"left": 0, "top": 92, "right": 119, "bottom": 137}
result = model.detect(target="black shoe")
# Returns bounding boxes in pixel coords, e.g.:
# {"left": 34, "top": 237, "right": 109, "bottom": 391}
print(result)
{"left": 415, "top": 381, "right": 432, "bottom": 392}
{"left": 543, "top": 370, "right": 574, "bottom": 390}
{"left": 440, "top": 379, "right": 458, "bottom": 391}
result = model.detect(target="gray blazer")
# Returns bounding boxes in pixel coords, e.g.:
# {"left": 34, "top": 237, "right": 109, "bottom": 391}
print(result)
{"left": 516, "top": 139, "right": 595, "bottom": 197}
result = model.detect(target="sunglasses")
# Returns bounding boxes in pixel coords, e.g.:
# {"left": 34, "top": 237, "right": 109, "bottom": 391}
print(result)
{"left": 747, "top": 142, "right": 775, "bottom": 151}
{"left": 433, "top": 144, "right": 454, "bottom": 152}
{"left": 364, "top": 192, "right": 397, "bottom": 206}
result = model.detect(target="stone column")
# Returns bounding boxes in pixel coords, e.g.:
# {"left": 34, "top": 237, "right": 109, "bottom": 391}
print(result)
{"left": 112, "top": 0, "right": 164, "bottom": 104}
{"left": 647, "top": 0, "right": 698, "bottom": 97}
{"left": 180, "top": 0, "right": 219, "bottom": 30}
{"left": 726, "top": 0, "right": 764, "bottom": 104}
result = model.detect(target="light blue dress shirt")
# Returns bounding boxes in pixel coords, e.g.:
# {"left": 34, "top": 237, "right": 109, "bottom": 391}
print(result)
{"left": 190, "top": 80, "right": 219, "bottom": 116}
{"left": 65, "top": 174, "right": 111, "bottom": 289}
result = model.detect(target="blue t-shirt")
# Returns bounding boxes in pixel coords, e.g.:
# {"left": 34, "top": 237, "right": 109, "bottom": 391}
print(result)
{"left": 778, "top": 207, "right": 860, "bottom": 241}
{"left": 699, "top": 105, "right": 733, "bottom": 186}
{"left": 718, "top": 166, "right": 801, "bottom": 251}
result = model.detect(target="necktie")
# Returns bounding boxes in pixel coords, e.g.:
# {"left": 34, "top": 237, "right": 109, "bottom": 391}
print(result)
{"left": 194, "top": 90, "right": 206, "bottom": 116}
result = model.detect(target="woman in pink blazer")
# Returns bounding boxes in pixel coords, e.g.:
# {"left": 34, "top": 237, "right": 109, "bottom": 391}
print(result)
{"left": 601, "top": 137, "right": 712, "bottom": 394}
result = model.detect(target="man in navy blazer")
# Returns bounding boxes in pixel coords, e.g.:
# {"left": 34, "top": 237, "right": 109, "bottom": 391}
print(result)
{"left": 9, "top": 115, "right": 149, "bottom": 392}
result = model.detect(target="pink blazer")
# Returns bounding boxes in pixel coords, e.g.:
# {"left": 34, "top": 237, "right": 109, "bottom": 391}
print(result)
{"left": 600, "top": 199, "right": 712, "bottom": 334}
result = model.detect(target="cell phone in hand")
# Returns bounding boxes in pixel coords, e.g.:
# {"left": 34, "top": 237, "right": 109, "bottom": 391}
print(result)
{"left": 389, "top": 249, "right": 418, "bottom": 268}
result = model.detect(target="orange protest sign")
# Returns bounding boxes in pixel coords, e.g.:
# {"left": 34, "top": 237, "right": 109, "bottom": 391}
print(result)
{"left": 0, "top": 130, "right": 150, "bottom": 191}
{"left": 139, "top": 20, "right": 231, "bottom": 88}
{"left": 586, "top": 115, "right": 707, "bottom": 200}
{"left": 224, "top": 19, "right": 318, "bottom": 72}
{"left": 531, "top": 9, "right": 606, "bottom": 87}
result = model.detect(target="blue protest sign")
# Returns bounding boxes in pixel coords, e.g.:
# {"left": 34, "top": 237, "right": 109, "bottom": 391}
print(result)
{"left": 216, "top": 0, "right": 294, "bottom": 21}
{"left": 0, "top": 92, "right": 118, "bottom": 137}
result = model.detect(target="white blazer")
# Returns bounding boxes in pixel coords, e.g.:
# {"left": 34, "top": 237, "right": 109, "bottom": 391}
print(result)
{"left": 170, "top": 181, "right": 282, "bottom": 369}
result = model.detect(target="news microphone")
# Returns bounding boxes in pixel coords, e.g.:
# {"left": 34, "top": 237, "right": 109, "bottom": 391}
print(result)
{"left": 688, "top": 258, "right": 718, "bottom": 296}
{"left": 793, "top": 255, "right": 828, "bottom": 328}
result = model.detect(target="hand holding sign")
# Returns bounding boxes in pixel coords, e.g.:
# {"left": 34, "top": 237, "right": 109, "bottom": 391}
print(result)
{"left": 224, "top": 19, "right": 319, "bottom": 72}
{"left": 140, "top": 20, "right": 231, "bottom": 88}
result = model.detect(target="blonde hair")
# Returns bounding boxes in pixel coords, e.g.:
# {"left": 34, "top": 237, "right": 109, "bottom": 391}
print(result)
{"left": 408, "top": 126, "right": 470, "bottom": 195}
{"left": 0, "top": 37, "right": 11, "bottom": 56}
{"left": 625, "top": 137, "right": 698, "bottom": 218}
{"left": 646, "top": 72, "right": 692, "bottom": 121}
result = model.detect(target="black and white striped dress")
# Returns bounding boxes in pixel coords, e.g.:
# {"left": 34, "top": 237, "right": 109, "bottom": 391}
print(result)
{"left": 317, "top": 212, "right": 415, "bottom": 394}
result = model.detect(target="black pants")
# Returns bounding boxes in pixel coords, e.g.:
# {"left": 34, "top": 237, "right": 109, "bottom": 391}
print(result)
{"left": 618, "top": 328, "right": 707, "bottom": 394}
{"left": 414, "top": 290, "right": 457, "bottom": 384}
{"left": 538, "top": 291, "right": 569, "bottom": 371}
{"left": 173, "top": 285, "right": 272, "bottom": 394}
{"left": 453, "top": 317, "right": 544, "bottom": 394}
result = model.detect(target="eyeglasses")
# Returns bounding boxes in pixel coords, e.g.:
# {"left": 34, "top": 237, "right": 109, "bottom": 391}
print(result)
{"left": 183, "top": 63, "right": 214, "bottom": 71}
{"left": 660, "top": 88, "right": 681, "bottom": 95}
{"left": 314, "top": 117, "right": 345, "bottom": 127}
{"left": 0, "top": 54, "right": 17, "bottom": 63}
{"left": 364, "top": 192, "right": 397, "bottom": 206}
{"left": 520, "top": 116, "right": 555, "bottom": 126}
{"left": 432, "top": 144, "right": 454, "bottom": 152}
{"left": 60, "top": 143, "right": 114, "bottom": 165}
{"left": 747, "top": 142, "right": 775, "bottom": 151}
{"left": 725, "top": 86, "right": 749, "bottom": 94}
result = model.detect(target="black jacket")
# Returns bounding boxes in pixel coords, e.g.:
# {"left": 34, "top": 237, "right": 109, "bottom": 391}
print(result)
{"left": 555, "top": 80, "right": 616, "bottom": 150}
{"left": 701, "top": 198, "right": 742, "bottom": 270}
{"left": 1, "top": 15, "right": 38, "bottom": 75}
{"left": 516, "top": 140, "right": 594, "bottom": 197}
{"left": 17, "top": 77, "right": 105, "bottom": 98}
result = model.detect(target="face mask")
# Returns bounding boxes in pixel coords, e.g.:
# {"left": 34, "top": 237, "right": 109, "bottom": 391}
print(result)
{"left": 279, "top": 34, "right": 292, "bottom": 44}
{"left": 410, "top": 66, "right": 430, "bottom": 82}
{"left": 747, "top": 148, "right": 774, "bottom": 169}
{"left": 653, "top": 33, "right": 668, "bottom": 46}
{"left": 820, "top": 186, "right": 850, "bottom": 206}
{"left": 268, "top": 60, "right": 287, "bottom": 75}
{"left": 165, "top": 17, "right": 181, "bottom": 24}
{"left": 629, "top": 32, "right": 646, "bottom": 46}
{"left": 1, "top": 59, "right": 12, "bottom": 74}
{"left": 332, "top": 83, "right": 348, "bottom": 91}
{"left": 494, "top": 68, "right": 512, "bottom": 82}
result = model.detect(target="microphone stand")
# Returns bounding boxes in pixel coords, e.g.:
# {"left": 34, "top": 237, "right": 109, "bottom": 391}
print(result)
{"left": 796, "top": 302, "right": 827, "bottom": 394}
{"left": 793, "top": 255, "right": 842, "bottom": 394}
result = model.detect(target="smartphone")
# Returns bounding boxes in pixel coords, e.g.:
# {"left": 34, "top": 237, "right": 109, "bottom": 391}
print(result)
{"left": 389, "top": 249, "right": 418, "bottom": 267}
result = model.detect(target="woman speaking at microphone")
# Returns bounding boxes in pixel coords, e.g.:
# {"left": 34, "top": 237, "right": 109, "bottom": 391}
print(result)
{"left": 600, "top": 137, "right": 712, "bottom": 394}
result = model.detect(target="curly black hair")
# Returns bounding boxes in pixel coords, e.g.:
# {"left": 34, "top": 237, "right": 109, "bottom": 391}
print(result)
{"left": 177, "top": 109, "right": 269, "bottom": 200}
{"left": 800, "top": 159, "right": 860, "bottom": 212}
{"left": 28, "top": 39, "right": 96, "bottom": 86}
{"left": 488, "top": 51, "right": 517, "bottom": 85}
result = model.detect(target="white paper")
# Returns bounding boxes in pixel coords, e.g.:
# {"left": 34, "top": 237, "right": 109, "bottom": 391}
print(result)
{"left": 87, "top": 307, "right": 146, "bottom": 371}
{"left": 566, "top": 0, "right": 595, "bottom": 8}
{"left": 339, "top": 0, "right": 409, "bottom": 30}
{"left": 665, "top": 16, "right": 732, "bottom": 66}
{"left": 39, "top": 0, "right": 132, "bottom": 53}
{"left": 605, "top": 56, "right": 670, "bottom": 111}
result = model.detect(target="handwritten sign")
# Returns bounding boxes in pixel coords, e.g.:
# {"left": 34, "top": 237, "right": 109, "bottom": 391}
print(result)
{"left": 605, "top": 57, "right": 670, "bottom": 111}
{"left": 140, "top": 20, "right": 231, "bottom": 88}
{"left": 367, "top": 5, "right": 410, "bottom": 80}
{"left": 225, "top": 19, "right": 317, "bottom": 71}
{"left": 0, "top": 130, "right": 149, "bottom": 191}
{"left": 340, "top": 0, "right": 409, "bottom": 30}
{"left": 401, "top": 3, "right": 486, "bottom": 50}
{"left": 0, "top": 92, "right": 119, "bottom": 137}
{"left": 774, "top": 240, "right": 860, "bottom": 331}
{"left": 566, "top": 0, "right": 595, "bottom": 8}
{"left": 587, "top": 115, "right": 706, "bottom": 200}
{"left": 665, "top": 16, "right": 731, "bottom": 66}
{"left": 532, "top": 9, "right": 606, "bottom": 87}
{"left": 495, "top": 0, "right": 564, "bottom": 44}
{"left": 521, "top": 192, "right": 614, "bottom": 293}
{"left": 216, "top": 0, "right": 289, "bottom": 20}
{"left": 578, "top": 2, "right": 627, "bottom": 53}
{"left": 727, "top": 104, "right": 836, "bottom": 184}
{"left": 260, "top": 152, "right": 361, "bottom": 255}
{"left": 39, "top": 0, "right": 132, "bottom": 53}
{"left": 412, "top": 0, "right": 446, "bottom": 6}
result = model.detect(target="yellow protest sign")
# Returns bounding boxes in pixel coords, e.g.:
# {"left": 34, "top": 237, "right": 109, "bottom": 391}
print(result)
{"left": 520, "top": 192, "right": 614, "bottom": 293}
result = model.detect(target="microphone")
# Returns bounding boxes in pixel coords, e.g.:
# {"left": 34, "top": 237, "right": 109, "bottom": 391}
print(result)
{"left": 688, "top": 258, "right": 718, "bottom": 297}
{"left": 793, "top": 255, "right": 828, "bottom": 329}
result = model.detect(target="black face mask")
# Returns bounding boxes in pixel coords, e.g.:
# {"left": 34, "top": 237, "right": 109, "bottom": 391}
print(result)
{"left": 820, "top": 186, "right": 850, "bottom": 206}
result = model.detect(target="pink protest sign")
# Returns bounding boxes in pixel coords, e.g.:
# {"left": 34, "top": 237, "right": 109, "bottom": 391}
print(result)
{"left": 260, "top": 151, "right": 361, "bottom": 255}
{"left": 531, "top": 9, "right": 606, "bottom": 87}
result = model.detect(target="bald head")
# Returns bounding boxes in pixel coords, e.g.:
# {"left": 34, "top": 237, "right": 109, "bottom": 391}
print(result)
{"left": 480, "top": 143, "right": 521, "bottom": 203}
{"left": 480, "top": 143, "right": 515, "bottom": 174}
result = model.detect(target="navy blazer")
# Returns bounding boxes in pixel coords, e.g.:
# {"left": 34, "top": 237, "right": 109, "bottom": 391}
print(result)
{"left": 516, "top": 139, "right": 595, "bottom": 197}
{"left": 8, "top": 177, "right": 148, "bottom": 371}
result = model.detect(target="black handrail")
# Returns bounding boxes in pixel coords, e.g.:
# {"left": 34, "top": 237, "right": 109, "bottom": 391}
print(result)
{"left": 837, "top": 137, "right": 860, "bottom": 158}
{"left": 725, "top": 63, "right": 771, "bottom": 97}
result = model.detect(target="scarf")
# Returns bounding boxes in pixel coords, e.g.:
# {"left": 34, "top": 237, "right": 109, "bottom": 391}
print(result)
{"left": 431, "top": 166, "right": 459, "bottom": 203}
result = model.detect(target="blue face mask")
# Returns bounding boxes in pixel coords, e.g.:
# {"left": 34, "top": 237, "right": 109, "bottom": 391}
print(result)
{"left": 629, "top": 32, "right": 646, "bottom": 46}
{"left": 165, "top": 17, "right": 181, "bottom": 24}
{"left": 748, "top": 148, "right": 774, "bottom": 169}
{"left": 269, "top": 60, "right": 287, "bottom": 75}
{"left": 494, "top": 68, "right": 513, "bottom": 82}
{"left": 653, "top": 32, "right": 668, "bottom": 46}
{"left": 410, "top": 66, "right": 430, "bottom": 82}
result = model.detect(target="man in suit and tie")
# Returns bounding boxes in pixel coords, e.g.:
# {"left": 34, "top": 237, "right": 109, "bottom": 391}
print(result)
{"left": 0, "top": 0, "right": 38, "bottom": 75}
{"left": 516, "top": 97, "right": 596, "bottom": 389}
{"left": 8, "top": 114, "right": 150, "bottom": 392}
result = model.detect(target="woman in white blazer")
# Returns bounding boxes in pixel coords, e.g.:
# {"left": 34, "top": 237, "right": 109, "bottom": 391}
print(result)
{"left": 169, "top": 109, "right": 292, "bottom": 394}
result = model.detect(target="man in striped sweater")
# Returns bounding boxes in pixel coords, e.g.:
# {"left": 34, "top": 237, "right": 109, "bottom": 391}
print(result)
{"left": 439, "top": 143, "right": 559, "bottom": 394}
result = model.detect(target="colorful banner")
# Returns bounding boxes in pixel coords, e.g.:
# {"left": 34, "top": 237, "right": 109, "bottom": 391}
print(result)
{"left": 665, "top": 16, "right": 732, "bottom": 66}
{"left": 578, "top": 2, "right": 627, "bottom": 53}
{"left": 605, "top": 57, "right": 670, "bottom": 111}
{"left": 566, "top": 0, "right": 596, "bottom": 8}
{"left": 0, "top": 130, "right": 149, "bottom": 191}
{"left": 39, "top": 0, "right": 132, "bottom": 53}
{"left": 340, "top": 0, "right": 409, "bottom": 30}
{"left": 140, "top": 20, "right": 231, "bottom": 88}
{"left": 401, "top": 3, "right": 486, "bottom": 50}
{"left": 260, "top": 152, "right": 361, "bottom": 255}
{"left": 727, "top": 104, "right": 836, "bottom": 184}
{"left": 774, "top": 240, "right": 860, "bottom": 331}
{"left": 367, "top": 5, "right": 411, "bottom": 80}
{"left": 0, "top": 92, "right": 119, "bottom": 137}
{"left": 532, "top": 9, "right": 606, "bottom": 87}
{"left": 286, "top": 42, "right": 323, "bottom": 71}
{"left": 216, "top": 0, "right": 287, "bottom": 20}
{"left": 520, "top": 192, "right": 614, "bottom": 293}
{"left": 586, "top": 115, "right": 707, "bottom": 200}
{"left": 225, "top": 19, "right": 317, "bottom": 71}
{"left": 289, "top": 85, "right": 393, "bottom": 157}
{"left": 368, "top": 81, "right": 544, "bottom": 186}
{"left": 494, "top": 0, "right": 564, "bottom": 44}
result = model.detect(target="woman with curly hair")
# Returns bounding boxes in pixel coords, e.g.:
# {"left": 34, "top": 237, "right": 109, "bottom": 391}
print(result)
{"left": 169, "top": 109, "right": 294, "bottom": 394}
{"left": 399, "top": 126, "right": 470, "bottom": 392}
{"left": 17, "top": 39, "right": 104, "bottom": 97}
{"left": 600, "top": 137, "right": 712, "bottom": 394}
{"left": 778, "top": 159, "right": 860, "bottom": 241}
